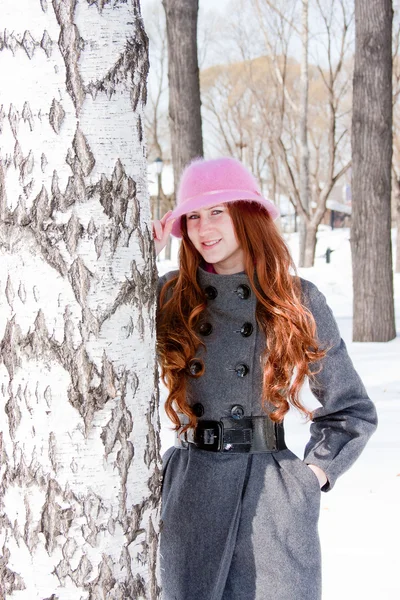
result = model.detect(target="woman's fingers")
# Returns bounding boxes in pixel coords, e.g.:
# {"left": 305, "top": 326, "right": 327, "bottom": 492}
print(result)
{"left": 160, "top": 210, "right": 173, "bottom": 225}
{"left": 163, "top": 216, "right": 175, "bottom": 238}
{"left": 152, "top": 219, "right": 163, "bottom": 240}
{"left": 153, "top": 211, "right": 176, "bottom": 256}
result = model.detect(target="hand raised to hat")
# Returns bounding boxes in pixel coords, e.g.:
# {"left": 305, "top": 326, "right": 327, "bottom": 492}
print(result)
{"left": 152, "top": 211, "right": 176, "bottom": 256}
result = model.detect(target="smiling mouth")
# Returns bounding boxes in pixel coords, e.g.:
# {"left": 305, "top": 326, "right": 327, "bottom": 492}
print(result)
{"left": 202, "top": 239, "right": 221, "bottom": 248}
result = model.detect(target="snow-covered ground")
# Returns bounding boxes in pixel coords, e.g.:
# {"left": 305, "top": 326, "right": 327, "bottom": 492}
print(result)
{"left": 157, "top": 226, "right": 400, "bottom": 600}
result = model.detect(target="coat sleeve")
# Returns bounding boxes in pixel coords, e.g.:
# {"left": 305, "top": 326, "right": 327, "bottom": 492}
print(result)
{"left": 301, "top": 279, "right": 378, "bottom": 492}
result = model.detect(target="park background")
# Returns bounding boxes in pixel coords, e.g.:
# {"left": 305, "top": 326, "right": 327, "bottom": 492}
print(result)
{"left": 144, "top": 1, "right": 400, "bottom": 598}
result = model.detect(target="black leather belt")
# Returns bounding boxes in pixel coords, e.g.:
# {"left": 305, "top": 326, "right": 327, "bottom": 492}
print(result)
{"left": 175, "top": 416, "right": 286, "bottom": 453}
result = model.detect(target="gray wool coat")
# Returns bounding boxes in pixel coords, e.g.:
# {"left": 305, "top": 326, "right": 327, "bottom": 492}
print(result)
{"left": 157, "top": 267, "right": 377, "bottom": 600}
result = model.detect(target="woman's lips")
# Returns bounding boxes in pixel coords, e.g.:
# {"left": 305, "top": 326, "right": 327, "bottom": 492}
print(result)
{"left": 202, "top": 239, "right": 221, "bottom": 248}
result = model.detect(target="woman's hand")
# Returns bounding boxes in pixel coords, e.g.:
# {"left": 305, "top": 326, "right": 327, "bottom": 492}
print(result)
{"left": 152, "top": 211, "right": 176, "bottom": 256}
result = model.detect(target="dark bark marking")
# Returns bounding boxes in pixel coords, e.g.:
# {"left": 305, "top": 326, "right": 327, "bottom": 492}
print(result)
{"left": 0, "top": 104, "right": 6, "bottom": 134}
{"left": 2, "top": 30, "right": 18, "bottom": 56}
{"left": 41, "top": 153, "right": 48, "bottom": 172}
{"left": 87, "top": 218, "right": 96, "bottom": 236}
{"left": 44, "top": 386, "right": 53, "bottom": 408}
{"left": 72, "top": 554, "right": 93, "bottom": 585}
{"left": 41, "top": 30, "right": 53, "bottom": 57}
{"left": 52, "top": 0, "right": 86, "bottom": 114}
{"left": 5, "top": 275, "right": 15, "bottom": 307}
{"left": 48, "top": 432, "right": 58, "bottom": 475}
{"left": 30, "top": 185, "right": 51, "bottom": 229}
{"left": 8, "top": 104, "right": 20, "bottom": 138}
{"left": 5, "top": 385, "right": 22, "bottom": 440}
{"left": 69, "top": 257, "right": 92, "bottom": 305}
{"left": 94, "top": 225, "right": 105, "bottom": 258}
{"left": 0, "top": 544, "right": 26, "bottom": 595}
{"left": 22, "top": 101, "right": 34, "bottom": 131}
{"left": 23, "top": 494, "right": 40, "bottom": 554}
{"left": 21, "top": 31, "right": 37, "bottom": 59}
{"left": 65, "top": 212, "right": 84, "bottom": 254}
{"left": 40, "top": 479, "right": 71, "bottom": 553}
{"left": 72, "top": 126, "right": 95, "bottom": 176}
{"left": 86, "top": 557, "right": 117, "bottom": 599}
{"left": 49, "top": 99, "right": 66, "bottom": 134}
{"left": 86, "top": 0, "right": 129, "bottom": 12}
{"left": 20, "top": 150, "right": 34, "bottom": 181}
{"left": 137, "top": 113, "right": 143, "bottom": 143}
{"left": 144, "top": 389, "right": 161, "bottom": 471}
{"left": 0, "top": 318, "right": 22, "bottom": 379}
{"left": 0, "top": 162, "right": 6, "bottom": 221}
{"left": 18, "top": 282, "right": 27, "bottom": 304}
{"left": 40, "top": 0, "right": 49, "bottom": 12}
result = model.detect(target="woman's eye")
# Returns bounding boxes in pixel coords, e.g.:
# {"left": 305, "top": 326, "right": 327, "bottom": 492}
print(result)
{"left": 187, "top": 214, "right": 199, "bottom": 220}
{"left": 211, "top": 209, "right": 223, "bottom": 215}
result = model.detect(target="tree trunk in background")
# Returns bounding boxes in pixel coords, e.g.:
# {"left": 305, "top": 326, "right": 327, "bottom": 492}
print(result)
{"left": 298, "top": 0, "right": 310, "bottom": 268}
{"left": 397, "top": 195, "right": 400, "bottom": 273}
{"left": 351, "top": 0, "right": 396, "bottom": 341}
{"left": 395, "top": 177, "right": 400, "bottom": 273}
{"left": 163, "top": 0, "right": 204, "bottom": 227}
{"left": 0, "top": 1, "right": 161, "bottom": 598}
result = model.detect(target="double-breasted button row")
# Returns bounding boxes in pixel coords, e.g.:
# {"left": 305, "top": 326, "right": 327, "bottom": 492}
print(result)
{"left": 188, "top": 360, "right": 249, "bottom": 378}
{"left": 204, "top": 284, "right": 251, "bottom": 301}
{"left": 191, "top": 403, "right": 246, "bottom": 419}
{"left": 200, "top": 322, "right": 253, "bottom": 337}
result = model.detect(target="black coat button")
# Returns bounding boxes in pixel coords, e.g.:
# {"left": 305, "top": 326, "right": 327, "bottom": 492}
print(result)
{"left": 188, "top": 360, "right": 204, "bottom": 376}
{"left": 240, "top": 322, "right": 253, "bottom": 337}
{"left": 199, "top": 322, "right": 213, "bottom": 336}
{"left": 192, "top": 402, "right": 205, "bottom": 417}
{"left": 204, "top": 286, "right": 218, "bottom": 300}
{"left": 236, "top": 284, "right": 251, "bottom": 299}
{"left": 231, "top": 404, "right": 245, "bottom": 420}
{"left": 235, "top": 363, "right": 249, "bottom": 378}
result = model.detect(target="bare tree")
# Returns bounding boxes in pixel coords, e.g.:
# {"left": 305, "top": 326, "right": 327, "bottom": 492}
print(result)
{"left": 202, "top": 0, "right": 353, "bottom": 264}
{"left": 351, "top": 0, "right": 396, "bottom": 341}
{"left": 256, "top": 0, "right": 353, "bottom": 266}
{"left": 0, "top": 1, "right": 161, "bottom": 597}
{"left": 298, "top": 0, "right": 311, "bottom": 267}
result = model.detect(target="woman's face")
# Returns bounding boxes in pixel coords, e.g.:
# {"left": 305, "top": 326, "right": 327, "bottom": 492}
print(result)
{"left": 185, "top": 204, "right": 244, "bottom": 274}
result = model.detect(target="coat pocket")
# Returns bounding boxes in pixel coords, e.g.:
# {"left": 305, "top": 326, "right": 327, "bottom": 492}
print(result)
{"left": 272, "top": 448, "right": 321, "bottom": 508}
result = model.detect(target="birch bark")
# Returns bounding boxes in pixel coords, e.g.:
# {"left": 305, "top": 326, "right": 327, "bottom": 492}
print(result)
{"left": 0, "top": 0, "right": 161, "bottom": 598}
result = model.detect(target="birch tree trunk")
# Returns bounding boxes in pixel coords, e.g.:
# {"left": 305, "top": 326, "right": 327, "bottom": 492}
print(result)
{"left": 351, "top": 0, "right": 396, "bottom": 341}
{"left": 0, "top": 1, "right": 161, "bottom": 598}
{"left": 298, "top": 0, "right": 310, "bottom": 268}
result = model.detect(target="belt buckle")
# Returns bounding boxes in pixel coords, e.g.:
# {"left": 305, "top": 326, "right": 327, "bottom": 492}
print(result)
{"left": 194, "top": 420, "right": 223, "bottom": 451}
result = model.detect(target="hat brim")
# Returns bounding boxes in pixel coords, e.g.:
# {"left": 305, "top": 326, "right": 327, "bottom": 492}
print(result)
{"left": 167, "top": 189, "right": 280, "bottom": 238}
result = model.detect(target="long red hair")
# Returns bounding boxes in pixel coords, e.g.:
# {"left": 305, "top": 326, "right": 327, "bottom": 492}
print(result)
{"left": 157, "top": 201, "right": 326, "bottom": 431}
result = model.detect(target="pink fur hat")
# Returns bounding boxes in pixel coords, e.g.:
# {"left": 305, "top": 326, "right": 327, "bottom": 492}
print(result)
{"left": 167, "top": 157, "right": 280, "bottom": 238}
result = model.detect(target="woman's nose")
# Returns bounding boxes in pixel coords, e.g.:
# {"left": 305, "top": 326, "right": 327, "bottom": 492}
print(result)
{"left": 198, "top": 216, "right": 211, "bottom": 235}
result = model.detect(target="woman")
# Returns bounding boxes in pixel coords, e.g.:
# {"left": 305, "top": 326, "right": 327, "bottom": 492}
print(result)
{"left": 153, "top": 157, "right": 377, "bottom": 600}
